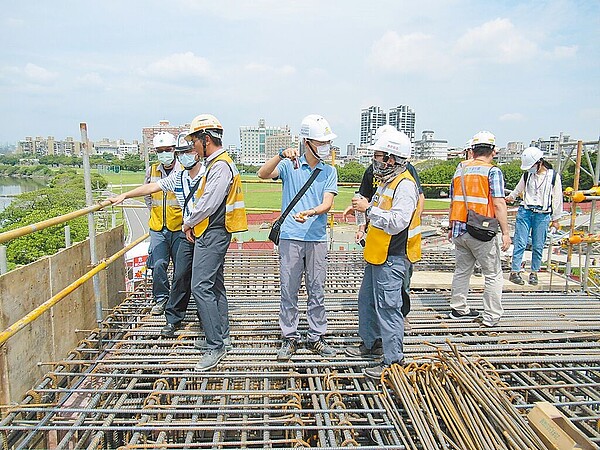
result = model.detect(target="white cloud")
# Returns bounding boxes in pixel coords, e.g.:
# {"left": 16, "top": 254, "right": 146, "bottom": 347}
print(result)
{"left": 144, "top": 52, "right": 211, "bottom": 80}
{"left": 5, "top": 17, "right": 24, "bottom": 27}
{"left": 75, "top": 72, "right": 105, "bottom": 89}
{"left": 243, "top": 63, "right": 296, "bottom": 76}
{"left": 367, "top": 31, "right": 447, "bottom": 73}
{"left": 499, "top": 113, "right": 525, "bottom": 122}
{"left": 455, "top": 18, "right": 538, "bottom": 64}
{"left": 23, "top": 63, "right": 57, "bottom": 83}
{"left": 548, "top": 45, "right": 578, "bottom": 59}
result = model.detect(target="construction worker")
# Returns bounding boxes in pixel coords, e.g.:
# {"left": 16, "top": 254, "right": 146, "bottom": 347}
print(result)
{"left": 506, "top": 146, "right": 563, "bottom": 285}
{"left": 145, "top": 132, "right": 182, "bottom": 316}
{"left": 257, "top": 114, "right": 338, "bottom": 361}
{"left": 343, "top": 125, "right": 425, "bottom": 331}
{"left": 346, "top": 130, "right": 421, "bottom": 378}
{"left": 448, "top": 131, "right": 511, "bottom": 327}
{"left": 183, "top": 114, "right": 247, "bottom": 372}
{"left": 107, "top": 132, "right": 205, "bottom": 338}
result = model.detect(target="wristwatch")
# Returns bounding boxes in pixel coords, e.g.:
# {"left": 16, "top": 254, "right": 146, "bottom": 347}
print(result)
{"left": 365, "top": 206, "right": 372, "bottom": 218}
{"left": 278, "top": 148, "right": 285, "bottom": 160}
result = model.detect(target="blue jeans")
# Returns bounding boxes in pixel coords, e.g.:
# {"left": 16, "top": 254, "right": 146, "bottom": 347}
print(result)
{"left": 148, "top": 229, "right": 181, "bottom": 303}
{"left": 511, "top": 207, "right": 551, "bottom": 273}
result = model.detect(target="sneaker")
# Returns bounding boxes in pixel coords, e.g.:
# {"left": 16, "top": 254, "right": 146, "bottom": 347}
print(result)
{"left": 194, "top": 347, "right": 227, "bottom": 371}
{"left": 363, "top": 360, "right": 404, "bottom": 379}
{"left": 473, "top": 266, "right": 483, "bottom": 277}
{"left": 529, "top": 272, "right": 538, "bottom": 285}
{"left": 448, "top": 309, "right": 480, "bottom": 321}
{"left": 481, "top": 319, "right": 499, "bottom": 327}
{"left": 150, "top": 301, "right": 166, "bottom": 316}
{"left": 195, "top": 337, "right": 232, "bottom": 351}
{"left": 345, "top": 339, "right": 383, "bottom": 359}
{"left": 306, "top": 338, "right": 336, "bottom": 357}
{"left": 277, "top": 339, "right": 298, "bottom": 361}
{"left": 160, "top": 322, "right": 182, "bottom": 338}
{"left": 509, "top": 272, "right": 525, "bottom": 285}
{"left": 404, "top": 318, "right": 412, "bottom": 334}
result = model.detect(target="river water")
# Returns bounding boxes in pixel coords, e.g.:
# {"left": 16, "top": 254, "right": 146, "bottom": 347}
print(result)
{"left": 0, "top": 177, "right": 47, "bottom": 212}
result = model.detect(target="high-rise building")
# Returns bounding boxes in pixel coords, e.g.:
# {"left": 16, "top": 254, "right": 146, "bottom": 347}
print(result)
{"left": 413, "top": 130, "right": 447, "bottom": 160}
{"left": 360, "top": 106, "right": 386, "bottom": 145}
{"left": 239, "top": 119, "right": 291, "bottom": 166}
{"left": 141, "top": 120, "right": 189, "bottom": 156}
{"left": 346, "top": 143, "right": 356, "bottom": 157}
{"left": 388, "top": 105, "right": 416, "bottom": 142}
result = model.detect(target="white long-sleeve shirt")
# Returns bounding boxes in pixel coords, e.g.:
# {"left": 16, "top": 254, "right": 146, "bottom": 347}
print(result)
{"left": 368, "top": 178, "right": 418, "bottom": 235}
{"left": 507, "top": 169, "right": 563, "bottom": 221}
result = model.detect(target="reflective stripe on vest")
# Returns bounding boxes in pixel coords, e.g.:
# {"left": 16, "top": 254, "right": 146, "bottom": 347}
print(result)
{"left": 192, "top": 152, "right": 248, "bottom": 237}
{"left": 363, "top": 170, "right": 422, "bottom": 265}
{"left": 449, "top": 160, "right": 495, "bottom": 223}
{"left": 148, "top": 163, "right": 183, "bottom": 232}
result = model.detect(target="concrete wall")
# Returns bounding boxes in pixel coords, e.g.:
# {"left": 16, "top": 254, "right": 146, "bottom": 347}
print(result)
{"left": 0, "top": 226, "right": 126, "bottom": 405}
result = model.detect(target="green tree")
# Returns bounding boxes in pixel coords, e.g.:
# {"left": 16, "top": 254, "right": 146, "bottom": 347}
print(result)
{"left": 499, "top": 160, "right": 523, "bottom": 190}
{"left": 336, "top": 161, "right": 367, "bottom": 183}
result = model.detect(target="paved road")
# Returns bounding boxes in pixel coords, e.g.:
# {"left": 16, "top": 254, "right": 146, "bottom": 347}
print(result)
{"left": 122, "top": 199, "right": 150, "bottom": 244}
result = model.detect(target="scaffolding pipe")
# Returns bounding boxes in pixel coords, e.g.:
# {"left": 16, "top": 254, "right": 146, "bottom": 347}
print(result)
{"left": 566, "top": 141, "right": 583, "bottom": 290}
{"left": 0, "top": 233, "right": 149, "bottom": 347}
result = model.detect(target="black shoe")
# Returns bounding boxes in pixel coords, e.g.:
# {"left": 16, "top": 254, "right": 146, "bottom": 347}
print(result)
{"left": 529, "top": 272, "right": 538, "bottom": 285}
{"left": 150, "top": 300, "right": 166, "bottom": 316}
{"left": 364, "top": 360, "right": 404, "bottom": 379}
{"left": 306, "top": 338, "right": 336, "bottom": 357}
{"left": 345, "top": 339, "right": 383, "bottom": 359}
{"left": 160, "top": 322, "right": 182, "bottom": 338}
{"left": 509, "top": 272, "right": 525, "bottom": 285}
{"left": 473, "top": 266, "right": 483, "bottom": 277}
{"left": 277, "top": 338, "right": 298, "bottom": 361}
{"left": 448, "top": 309, "right": 480, "bottom": 321}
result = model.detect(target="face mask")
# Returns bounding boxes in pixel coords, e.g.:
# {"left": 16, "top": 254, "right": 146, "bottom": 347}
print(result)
{"left": 157, "top": 151, "right": 175, "bottom": 166}
{"left": 316, "top": 143, "right": 331, "bottom": 159}
{"left": 528, "top": 164, "right": 538, "bottom": 174}
{"left": 177, "top": 152, "right": 198, "bottom": 170}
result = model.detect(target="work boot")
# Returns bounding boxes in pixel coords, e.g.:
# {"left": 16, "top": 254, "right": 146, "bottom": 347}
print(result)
{"left": 306, "top": 338, "right": 336, "bottom": 357}
{"left": 194, "top": 347, "right": 227, "bottom": 371}
{"left": 276, "top": 338, "right": 297, "bottom": 361}
{"left": 448, "top": 309, "right": 480, "bottom": 321}
{"left": 195, "top": 337, "right": 232, "bottom": 351}
{"left": 345, "top": 339, "right": 383, "bottom": 359}
{"left": 363, "top": 360, "right": 404, "bottom": 380}
{"left": 529, "top": 272, "right": 538, "bottom": 285}
{"left": 509, "top": 272, "right": 525, "bottom": 285}
{"left": 150, "top": 299, "right": 167, "bottom": 316}
{"left": 160, "top": 322, "right": 182, "bottom": 338}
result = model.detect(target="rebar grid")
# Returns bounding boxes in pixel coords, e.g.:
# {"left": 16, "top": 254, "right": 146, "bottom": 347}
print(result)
{"left": 1, "top": 250, "right": 599, "bottom": 449}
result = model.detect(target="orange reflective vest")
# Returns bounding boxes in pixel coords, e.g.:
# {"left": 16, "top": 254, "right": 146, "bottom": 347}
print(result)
{"left": 364, "top": 170, "right": 422, "bottom": 265}
{"left": 450, "top": 160, "right": 495, "bottom": 222}
{"left": 192, "top": 152, "right": 248, "bottom": 237}
{"left": 148, "top": 163, "right": 182, "bottom": 232}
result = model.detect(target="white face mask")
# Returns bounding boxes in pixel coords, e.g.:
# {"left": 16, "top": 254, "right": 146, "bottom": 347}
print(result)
{"left": 316, "top": 143, "right": 331, "bottom": 159}
{"left": 157, "top": 151, "right": 175, "bottom": 166}
{"left": 177, "top": 152, "right": 198, "bottom": 170}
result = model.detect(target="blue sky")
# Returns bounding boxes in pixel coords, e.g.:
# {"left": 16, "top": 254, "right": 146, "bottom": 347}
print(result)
{"left": 1, "top": 0, "right": 598, "bottom": 150}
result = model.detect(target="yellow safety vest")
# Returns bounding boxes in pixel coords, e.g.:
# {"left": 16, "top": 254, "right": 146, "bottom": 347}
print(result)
{"left": 364, "top": 170, "right": 422, "bottom": 265}
{"left": 192, "top": 152, "right": 248, "bottom": 237}
{"left": 148, "top": 163, "right": 182, "bottom": 232}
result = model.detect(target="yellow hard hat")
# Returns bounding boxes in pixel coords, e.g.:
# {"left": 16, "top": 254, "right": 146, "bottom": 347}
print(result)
{"left": 186, "top": 114, "right": 223, "bottom": 141}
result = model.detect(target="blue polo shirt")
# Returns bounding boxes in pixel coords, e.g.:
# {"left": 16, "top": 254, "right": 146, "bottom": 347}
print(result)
{"left": 277, "top": 155, "right": 338, "bottom": 242}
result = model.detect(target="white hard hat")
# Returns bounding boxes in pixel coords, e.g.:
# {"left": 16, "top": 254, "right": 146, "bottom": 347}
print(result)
{"left": 299, "top": 114, "right": 337, "bottom": 142}
{"left": 153, "top": 132, "right": 176, "bottom": 148}
{"left": 374, "top": 125, "right": 397, "bottom": 141}
{"left": 174, "top": 132, "right": 193, "bottom": 152}
{"left": 520, "top": 146, "right": 544, "bottom": 170}
{"left": 186, "top": 114, "right": 223, "bottom": 141}
{"left": 369, "top": 130, "right": 411, "bottom": 159}
{"left": 471, "top": 130, "right": 496, "bottom": 147}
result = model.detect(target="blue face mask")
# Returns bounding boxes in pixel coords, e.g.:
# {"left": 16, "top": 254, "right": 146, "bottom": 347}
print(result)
{"left": 528, "top": 165, "right": 538, "bottom": 174}
{"left": 177, "top": 152, "right": 198, "bottom": 170}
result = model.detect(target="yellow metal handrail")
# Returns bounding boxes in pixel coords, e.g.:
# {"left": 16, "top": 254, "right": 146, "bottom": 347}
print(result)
{"left": 0, "top": 232, "right": 149, "bottom": 347}
{"left": 0, "top": 200, "right": 114, "bottom": 245}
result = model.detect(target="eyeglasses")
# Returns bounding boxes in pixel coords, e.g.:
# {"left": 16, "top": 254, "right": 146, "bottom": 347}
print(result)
{"left": 155, "top": 147, "right": 174, "bottom": 153}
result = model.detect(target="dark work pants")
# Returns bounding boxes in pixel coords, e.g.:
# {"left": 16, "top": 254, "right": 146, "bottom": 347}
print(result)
{"left": 165, "top": 234, "right": 193, "bottom": 326}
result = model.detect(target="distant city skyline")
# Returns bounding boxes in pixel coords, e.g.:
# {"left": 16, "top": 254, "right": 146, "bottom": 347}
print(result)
{"left": 1, "top": 1, "right": 598, "bottom": 151}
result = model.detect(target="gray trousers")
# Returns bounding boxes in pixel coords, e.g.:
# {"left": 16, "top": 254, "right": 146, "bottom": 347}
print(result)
{"left": 358, "top": 254, "right": 408, "bottom": 365}
{"left": 278, "top": 239, "right": 328, "bottom": 342}
{"left": 451, "top": 233, "right": 504, "bottom": 323}
{"left": 191, "top": 227, "right": 231, "bottom": 350}
{"left": 148, "top": 229, "right": 181, "bottom": 303}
